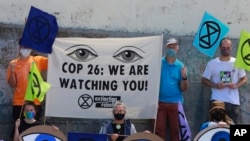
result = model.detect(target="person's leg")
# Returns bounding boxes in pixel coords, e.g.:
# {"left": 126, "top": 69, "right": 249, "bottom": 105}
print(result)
{"left": 168, "top": 103, "right": 179, "bottom": 141}
{"left": 156, "top": 102, "right": 168, "bottom": 140}
{"left": 225, "top": 102, "right": 240, "bottom": 124}
{"left": 234, "top": 105, "right": 241, "bottom": 124}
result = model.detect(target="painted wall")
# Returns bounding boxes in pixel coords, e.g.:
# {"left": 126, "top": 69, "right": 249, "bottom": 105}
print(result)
{"left": 0, "top": 0, "right": 250, "bottom": 140}
{"left": 0, "top": 0, "right": 250, "bottom": 38}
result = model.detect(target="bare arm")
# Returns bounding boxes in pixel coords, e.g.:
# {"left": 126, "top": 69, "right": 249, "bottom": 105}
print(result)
{"left": 228, "top": 76, "right": 248, "bottom": 89}
{"left": 180, "top": 79, "right": 188, "bottom": 92}
{"left": 236, "top": 76, "right": 248, "bottom": 88}
{"left": 8, "top": 71, "right": 17, "bottom": 88}
{"left": 202, "top": 76, "right": 248, "bottom": 89}
{"left": 13, "top": 119, "right": 21, "bottom": 141}
{"left": 201, "top": 77, "right": 216, "bottom": 88}
{"left": 201, "top": 77, "right": 229, "bottom": 89}
{"left": 7, "top": 61, "right": 17, "bottom": 87}
{"left": 180, "top": 67, "right": 188, "bottom": 91}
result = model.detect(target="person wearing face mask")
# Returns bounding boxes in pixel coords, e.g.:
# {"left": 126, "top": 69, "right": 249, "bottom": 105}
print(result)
{"left": 7, "top": 38, "right": 48, "bottom": 122}
{"left": 99, "top": 101, "right": 137, "bottom": 141}
{"left": 11, "top": 101, "right": 59, "bottom": 141}
{"left": 155, "top": 38, "right": 189, "bottom": 141}
{"left": 202, "top": 38, "right": 247, "bottom": 124}
{"left": 199, "top": 101, "right": 234, "bottom": 131}
{"left": 12, "top": 101, "right": 40, "bottom": 141}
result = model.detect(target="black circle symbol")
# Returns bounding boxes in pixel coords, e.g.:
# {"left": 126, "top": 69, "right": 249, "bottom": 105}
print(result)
{"left": 78, "top": 94, "right": 93, "bottom": 109}
{"left": 199, "top": 21, "right": 221, "bottom": 49}
{"left": 211, "top": 131, "right": 229, "bottom": 141}
{"left": 241, "top": 39, "right": 250, "bottom": 66}
{"left": 30, "top": 71, "right": 41, "bottom": 98}
{"left": 27, "top": 16, "right": 51, "bottom": 44}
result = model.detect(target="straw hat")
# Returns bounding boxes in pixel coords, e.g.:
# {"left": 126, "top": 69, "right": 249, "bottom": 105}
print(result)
{"left": 209, "top": 101, "right": 234, "bottom": 125}
{"left": 209, "top": 101, "right": 225, "bottom": 113}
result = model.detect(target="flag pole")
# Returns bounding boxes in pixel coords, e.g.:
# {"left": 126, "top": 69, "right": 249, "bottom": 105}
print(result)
{"left": 43, "top": 92, "right": 46, "bottom": 125}
{"left": 43, "top": 115, "right": 46, "bottom": 125}
{"left": 182, "top": 43, "right": 194, "bottom": 66}
{"left": 153, "top": 118, "right": 157, "bottom": 134}
{"left": 18, "top": 104, "right": 25, "bottom": 119}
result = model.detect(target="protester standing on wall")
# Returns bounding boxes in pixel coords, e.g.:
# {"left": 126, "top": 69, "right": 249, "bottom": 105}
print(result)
{"left": 7, "top": 38, "right": 48, "bottom": 139}
{"left": 202, "top": 38, "right": 247, "bottom": 124}
{"left": 155, "top": 38, "right": 189, "bottom": 141}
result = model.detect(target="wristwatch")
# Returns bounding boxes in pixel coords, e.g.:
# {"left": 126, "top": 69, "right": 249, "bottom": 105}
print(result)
{"left": 182, "top": 77, "right": 187, "bottom": 80}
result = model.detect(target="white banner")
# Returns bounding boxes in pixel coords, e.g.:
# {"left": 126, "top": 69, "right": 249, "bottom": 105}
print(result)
{"left": 45, "top": 35, "right": 162, "bottom": 119}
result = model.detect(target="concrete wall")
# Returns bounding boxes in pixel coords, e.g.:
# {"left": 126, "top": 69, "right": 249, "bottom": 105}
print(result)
{"left": 0, "top": 1, "right": 250, "bottom": 140}
{"left": 0, "top": 0, "right": 250, "bottom": 38}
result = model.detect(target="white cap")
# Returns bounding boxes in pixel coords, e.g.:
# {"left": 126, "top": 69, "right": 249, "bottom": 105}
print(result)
{"left": 166, "top": 38, "right": 178, "bottom": 46}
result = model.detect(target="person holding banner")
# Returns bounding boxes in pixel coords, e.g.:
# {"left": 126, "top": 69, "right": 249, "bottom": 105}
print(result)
{"left": 99, "top": 101, "right": 137, "bottom": 141}
{"left": 6, "top": 38, "right": 48, "bottom": 122}
{"left": 7, "top": 38, "right": 49, "bottom": 139}
{"left": 199, "top": 101, "right": 234, "bottom": 131}
{"left": 202, "top": 38, "right": 247, "bottom": 124}
{"left": 156, "top": 38, "right": 189, "bottom": 141}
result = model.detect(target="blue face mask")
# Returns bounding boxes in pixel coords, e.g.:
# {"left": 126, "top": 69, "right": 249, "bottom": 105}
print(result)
{"left": 25, "top": 111, "right": 35, "bottom": 120}
{"left": 166, "top": 49, "right": 176, "bottom": 58}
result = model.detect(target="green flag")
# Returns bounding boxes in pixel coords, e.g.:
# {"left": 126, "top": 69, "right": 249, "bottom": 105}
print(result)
{"left": 25, "top": 62, "right": 51, "bottom": 102}
{"left": 235, "top": 30, "right": 250, "bottom": 71}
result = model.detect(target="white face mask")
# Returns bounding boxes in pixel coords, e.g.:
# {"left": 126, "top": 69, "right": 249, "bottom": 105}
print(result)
{"left": 20, "top": 48, "right": 32, "bottom": 57}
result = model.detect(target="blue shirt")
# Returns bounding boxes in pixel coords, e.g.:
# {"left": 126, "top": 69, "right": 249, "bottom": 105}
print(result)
{"left": 159, "top": 57, "right": 184, "bottom": 103}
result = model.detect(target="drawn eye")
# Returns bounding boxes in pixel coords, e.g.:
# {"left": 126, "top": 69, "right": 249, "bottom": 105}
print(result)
{"left": 66, "top": 45, "right": 98, "bottom": 62}
{"left": 194, "top": 126, "right": 229, "bottom": 141}
{"left": 22, "top": 133, "right": 62, "bottom": 141}
{"left": 113, "top": 46, "right": 144, "bottom": 63}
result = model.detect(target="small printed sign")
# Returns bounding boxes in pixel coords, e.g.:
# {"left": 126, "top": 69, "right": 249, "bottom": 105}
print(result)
{"left": 220, "top": 71, "right": 231, "bottom": 84}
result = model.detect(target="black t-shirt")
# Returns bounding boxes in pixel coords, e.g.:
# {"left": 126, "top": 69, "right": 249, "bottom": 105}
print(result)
{"left": 9, "top": 120, "right": 41, "bottom": 139}
{"left": 18, "top": 119, "right": 41, "bottom": 133}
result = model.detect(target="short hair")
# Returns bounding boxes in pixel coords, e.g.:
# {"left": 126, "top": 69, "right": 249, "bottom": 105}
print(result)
{"left": 112, "top": 101, "right": 126, "bottom": 113}
{"left": 219, "top": 37, "right": 231, "bottom": 47}
{"left": 24, "top": 101, "right": 36, "bottom": 110}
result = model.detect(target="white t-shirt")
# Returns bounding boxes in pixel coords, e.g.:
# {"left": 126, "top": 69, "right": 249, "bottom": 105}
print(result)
{"left": 203, "top": 57, "right": 246, "bottom": 105}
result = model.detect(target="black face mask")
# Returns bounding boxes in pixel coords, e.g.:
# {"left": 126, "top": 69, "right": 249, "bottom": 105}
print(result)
{"left": 211, "top": 110, "right": 225, "bottom": 121}
{"left": 114, "top": 113, "right": 125, "bottom": 120}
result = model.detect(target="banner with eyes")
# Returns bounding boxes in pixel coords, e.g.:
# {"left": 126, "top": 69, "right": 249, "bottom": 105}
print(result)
{"left": 19, "top": 125, "right": 67, "bottom": 141}
{"left": 45, "top": 35, "right": 163, "bottom": 119}
{"left": 194, "top": 125, "right": 230, "bottom": 141}
{"left": 123, "top": 132, "right": 164, "bottom": 141}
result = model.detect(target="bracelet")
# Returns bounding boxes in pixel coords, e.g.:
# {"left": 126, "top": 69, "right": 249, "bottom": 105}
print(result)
{"left": 182, "top": 77, "right": 187, "bottom": 80}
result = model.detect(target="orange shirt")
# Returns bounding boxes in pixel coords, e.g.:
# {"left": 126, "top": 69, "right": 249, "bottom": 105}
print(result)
{"left": 6, "top": 56, "right": 48, "bottom": 106}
